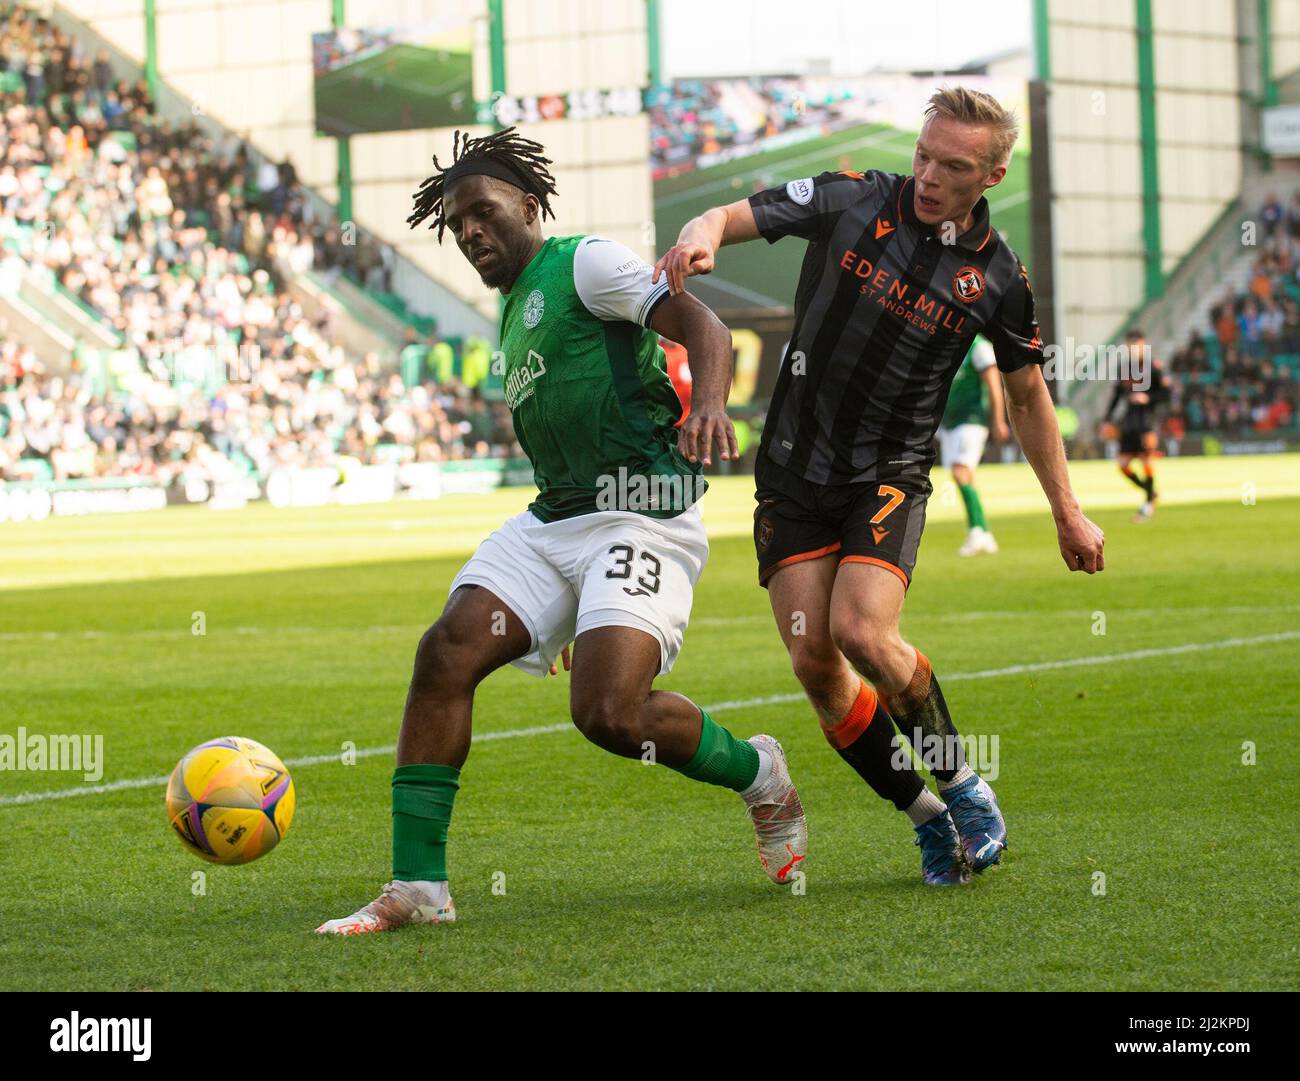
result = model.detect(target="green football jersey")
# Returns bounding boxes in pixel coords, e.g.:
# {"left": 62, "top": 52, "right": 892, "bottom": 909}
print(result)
{"left": 498, "top": 234, "right": 704, "bottom": 522}
{"left": 942, "top": 337, "right": 996, "bottom": 428}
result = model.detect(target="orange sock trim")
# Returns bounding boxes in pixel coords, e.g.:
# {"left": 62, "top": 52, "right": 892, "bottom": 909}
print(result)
{"left": 882, "top": 648, "right": 931, "bottom": 718}
{"left": 1143, "top": 463, "right": 1155, "bottom": 479}
{"left": 822, "top": 681, "right": 879, "bottom": 751}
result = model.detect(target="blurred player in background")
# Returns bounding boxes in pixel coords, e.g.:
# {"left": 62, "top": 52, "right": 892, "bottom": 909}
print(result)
{"left": 657, "top": 87, "right": 1105, "bottom": 885}
{"left": 316, "top": 129, "right": 807, "bottom": 936}
{"left": 661, "top": 337, "right": 693, "bottom": 424}
{"left": 1103, "top": 328, "right": 1170, "bottom": 522}
{"left": 937, "top": 335, "right": 1009, "bottom": 555}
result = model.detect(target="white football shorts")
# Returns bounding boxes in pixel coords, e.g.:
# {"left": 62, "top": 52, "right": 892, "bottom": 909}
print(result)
{"left": 448, "top": 504, "right": 709, "bottom": 677}
{"left": 939, "top": 424, "right": 990, "bottom": 471}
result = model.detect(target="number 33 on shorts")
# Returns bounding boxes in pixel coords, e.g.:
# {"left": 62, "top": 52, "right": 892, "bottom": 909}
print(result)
{"left": 578, "top": 510, "right": 707, "bottom": 675}
{"left": 605, "top": 543, "right": 662, "bottom": 597}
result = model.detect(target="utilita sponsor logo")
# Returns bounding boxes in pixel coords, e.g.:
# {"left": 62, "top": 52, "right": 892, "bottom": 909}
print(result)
{"left": 504, "top": 349, "right": 547, "bottom": 408}
{"left": 49, "top": 1013, "right": 151, "bottom": 1061}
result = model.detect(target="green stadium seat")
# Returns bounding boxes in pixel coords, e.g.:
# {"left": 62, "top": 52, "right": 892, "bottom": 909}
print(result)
{"left": 1203, "top": 335, "right": 1222, "bottom": 369}
{"left": 18, "top": 459, "right": 54, "bottom": 482}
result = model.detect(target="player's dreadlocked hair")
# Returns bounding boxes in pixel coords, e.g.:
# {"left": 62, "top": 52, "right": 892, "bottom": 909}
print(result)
{"left": 407, "top": 127, "right": 558, "bottom": 241}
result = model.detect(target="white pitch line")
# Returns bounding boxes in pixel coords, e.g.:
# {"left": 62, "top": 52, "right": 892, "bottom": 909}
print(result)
{"left": 0, "top": 723, "right": 577, "bottom": 807}
{"left": 989, "top": 189, "right": 1031, "bottom": 213}
{"left": 654, "top": 127, "right": 915, "bottom": 210}
{"left": 689, "top": 273, "right": 787, "bottom": 309}
{"left": 2, "top": 631, "right": 1296, "bottom": 808}
{"left": 702, "top": 630, "right": 1300, "bottom": 710}
{"left": 6, "top": 606, "right": 1296, "bottom": 642}
{"left": 0, "top": 774, "right": 167, "bottom": 805}
{"left": 937, "top": 630, "right": 1300, "bottom": 681}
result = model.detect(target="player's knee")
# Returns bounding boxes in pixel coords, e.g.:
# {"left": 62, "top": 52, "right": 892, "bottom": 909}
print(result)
{"left": 570, "top": 695, "right": 641, "bottom": 755}
{"left": 410, "top": 621, "right": 469, "bottom": 695}
{"left": 789, "top": 642, "right": 843, "bottom": 706}
{"left": 829, "top": 624, "right": 895, "bottom": 685}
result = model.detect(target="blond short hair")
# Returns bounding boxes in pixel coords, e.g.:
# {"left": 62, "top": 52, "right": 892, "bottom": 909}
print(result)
{"left": 924, "top": 86, "right": 1020, "bottom": 169}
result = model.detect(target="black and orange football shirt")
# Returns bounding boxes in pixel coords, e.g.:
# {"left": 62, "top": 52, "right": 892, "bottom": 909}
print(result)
{"left": 748, "top": 169, "right": 1043, "bottom": 484}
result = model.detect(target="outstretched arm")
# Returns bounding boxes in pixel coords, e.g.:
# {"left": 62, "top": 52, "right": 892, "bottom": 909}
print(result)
{"left": 649, "top": 292, "right": 737, "bottom": 467}
{"left": 570, "top": 234, "right": 737, "bottom": 467}
{"left": 1001, "top": 364, "right": 1106, "bottom": 574}
{"left": 654, "top": 170, "right": 869, "bottom": 295}
{"left": 653, "top": 198, "right": 759, "bottom": 296}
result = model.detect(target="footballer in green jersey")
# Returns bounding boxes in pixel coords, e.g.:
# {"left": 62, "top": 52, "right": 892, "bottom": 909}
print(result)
{"left": 317, "top": 129, "right": 808, "bottom": 936}
{"left": 937, "top": 336, "right": 1010, "bottom": 555}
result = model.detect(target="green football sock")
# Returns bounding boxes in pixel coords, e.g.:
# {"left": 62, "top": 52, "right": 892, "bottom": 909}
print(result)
{"left": 671, "top": 709, "right": 760, "bottom": 792}
{"left": 958, "top": 482, "right": 988, "bottom": 530}
{"left": 392, "top": 763, "right": 460, "bottom": 882}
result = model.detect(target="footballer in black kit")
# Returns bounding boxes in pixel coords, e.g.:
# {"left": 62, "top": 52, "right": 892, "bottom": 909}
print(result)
{"left": 746, "top": 167, "right": 1041, "bottom": 588}
{"left": 658, "top": 86, "right": 1106, "bottom": 886}
{"left": 1104, "top": 328, "right": 1170, "bottom": 521}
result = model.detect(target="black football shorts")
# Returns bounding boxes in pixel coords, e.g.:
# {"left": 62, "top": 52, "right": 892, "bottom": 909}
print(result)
{"left": 753, "top": 460, "right": 931, "bottom": 590}
{"left": 1119, "top": 428, "right": 1157, "bottom": 455}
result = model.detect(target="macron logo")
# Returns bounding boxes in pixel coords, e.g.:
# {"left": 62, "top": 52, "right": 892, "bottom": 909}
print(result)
{"left": 50, "top": 1013, "right": 151, "bottom": 1062}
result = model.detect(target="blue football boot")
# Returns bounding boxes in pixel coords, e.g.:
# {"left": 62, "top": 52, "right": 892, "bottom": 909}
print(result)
{"left": 943, "top": 775, "right": 1007, "bottom": 872}
{"left": 913, "top": 811, "right": 971, "bottom": 885}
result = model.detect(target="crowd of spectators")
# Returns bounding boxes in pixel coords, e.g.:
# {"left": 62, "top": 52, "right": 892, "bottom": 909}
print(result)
{"left": 1160, "top": 194, "right": 1300, "bottom": 437}
{"left": 1, "top": 335, "right": 518, "bottom": 485}
{"left": 0, "top": 5, "right": 398, "bottom": 332}
{"left": 5, "top": 4, "right": 1296, "bottom": 493}
{"left": 648, "top": 76, "right": 851, "bottom": 170}
{"left": 0, "top": 5, "right": 518, "bottom": 488}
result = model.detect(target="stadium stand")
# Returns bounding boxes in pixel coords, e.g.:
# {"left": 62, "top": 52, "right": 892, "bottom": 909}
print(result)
{"left": 1160, "top": 198, "right": 1300, "bottom": 439}
{"left": 0, "top": 4, "right": 519, "bottom": 487}
{"left": 0, "top": 335, "right": 518, "bottom": 484}
{"left": 1, "top": 6, "right": 1292, "bottom": 494}
{"left": 648, "top": 76, "right": 857, "bottom": 171}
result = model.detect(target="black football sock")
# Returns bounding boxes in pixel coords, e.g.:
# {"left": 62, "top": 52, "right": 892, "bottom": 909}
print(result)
{"left": 1120, "top": 466, "right": 1147, "bottom": 492}
{"left": 823, "top": 680, "right": 925, "bottom": 810}
{"left": 882, "top": 649, "right": 967, "bottom": 784}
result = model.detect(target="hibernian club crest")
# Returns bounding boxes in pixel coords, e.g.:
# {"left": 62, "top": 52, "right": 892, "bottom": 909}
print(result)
{"left": 523, "top": 289, "right": 545, "bottom": 328}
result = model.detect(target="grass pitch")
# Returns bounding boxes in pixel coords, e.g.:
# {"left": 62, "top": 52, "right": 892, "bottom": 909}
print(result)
{"left": 653, "top": 122, "right": 1034, "bottom": 311}
{"left": 0, "top": 457, "right": 1297, "bottom": 991}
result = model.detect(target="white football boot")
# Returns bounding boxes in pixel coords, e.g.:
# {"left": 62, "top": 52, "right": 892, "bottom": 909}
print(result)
{"left": 959, "top": 527, "right": 999, "bottom": 556}
{"left": 744, "top": 735, "right": 808, "bottom": 885}
{"left": 315, "top": 880, "right": 455, "bottom": 935}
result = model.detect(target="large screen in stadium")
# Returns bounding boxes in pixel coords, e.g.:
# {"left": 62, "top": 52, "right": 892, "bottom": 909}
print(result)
{"left": 312, "top": 19, "right": 475, "bottom": 136}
